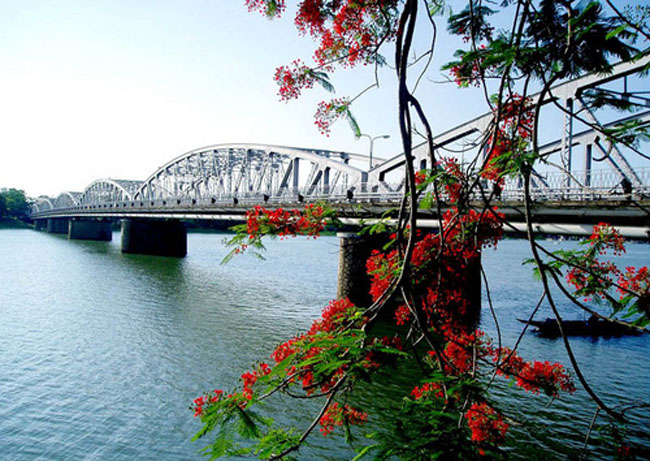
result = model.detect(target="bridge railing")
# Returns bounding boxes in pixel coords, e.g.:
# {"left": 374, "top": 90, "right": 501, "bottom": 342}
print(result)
{"left": 30, "top": 167, "right": 649, "bottom": 219}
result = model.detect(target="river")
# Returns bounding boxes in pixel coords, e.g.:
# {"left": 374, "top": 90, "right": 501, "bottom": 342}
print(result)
{"left": 0, "top": 229, "right": 648, "bottom": 459}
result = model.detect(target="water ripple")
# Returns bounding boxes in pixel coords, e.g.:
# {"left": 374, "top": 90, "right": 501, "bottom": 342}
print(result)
{"left": 0, "top": 230, "right": 647, "bottom": 459}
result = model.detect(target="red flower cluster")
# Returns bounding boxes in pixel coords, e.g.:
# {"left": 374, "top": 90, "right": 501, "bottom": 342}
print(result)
{"left": 241, "top": 363, "right": 272, "bottom": 400}
{"left": 274, "top": 59, "right": 314, "bottom": 101}
{"left": 367, "top": 207, "right": 503, "bottom": 333}
{"left": 618, "top": 266, "right": 649, "bottom": 298}
{"left": 411, "top": 381, "right": 444, "bottom": 400}
{"left": 448, "top": 44, "right": 489, "bottom": 88}
{"left": 449, "top": 62, "right": 482, "bottom": 88}
{"left": 250, "top": 1, "right": 399, "bottom": 112}
{"left": 314, "top": 98, "right": 350, "bottom": 136}
{"left": 414, "top": 170, "right": 427, "bottom": 186}
{"left": 567, "top": 258, "right": 619, "bottom": 301}
{"left": 244, "top": 0, "right": 286, "bottom": 17}
{"left": 308, "top": 298, "right": 359, "bottom": 335}
{"left": 492, "top": 347, "right": 576, "bottom": 396}
{"left": 270, "top": 298, "right": 359, "bottom": 394}
{"left": 319, "top": 402, "right": 367, "bottom": 436}
{"left": 393, "top": 304, "right": 411, "bottom": 325}
{"left": 444, "top": 330, "right": 484, "bottom": 374}
{"left": 295, "top": 0, "right": 399, "bottom": 68}
{"left": 246, "top": 204, "right": 327, "bottom": 238}
{"left": 192, "top": 389, "right": 224, "bottom": 417}
{"left": 465, "top": 402, "right": 509, "bottom": 448}
{"left": 438, "top": 157, "right": 464, "bottom": 203}
{"left": 482, "top": 94, "right": 534, "bottom": 182}
{"left": 442, "top": 207, "right": 504, "bottom": 249}
{"left": 564, "top": 223, "right": 648, "bottom": 317}
{"left": 589, "top": 222, "right": 626, "bottom": 255}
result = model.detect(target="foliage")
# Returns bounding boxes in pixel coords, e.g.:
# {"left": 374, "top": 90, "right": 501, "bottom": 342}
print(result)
{"left": 537, "top": 223, "right": 650, "bottom": 327}
{"left": 222, "top": 203, "right": 339, "bottom": 263}
{"left": 193, "top": 1, "right": 650, "bottom": 459}
{"left": 0, "top": 188, "right": 29, "bottom": 221}
{"left": 0, "top": 193, "right": 6, "bottom": 220}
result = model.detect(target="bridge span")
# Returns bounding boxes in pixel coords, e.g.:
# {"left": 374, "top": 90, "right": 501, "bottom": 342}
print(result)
{"left": 30, "top": 56, "right": 650, "bottom": 255}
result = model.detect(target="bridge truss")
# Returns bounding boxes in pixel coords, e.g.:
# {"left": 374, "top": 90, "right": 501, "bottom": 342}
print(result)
{"left": 371, "top": 55, "right": 650, "bottom": 202}
{"left": 30, "top": 57, "right": 649, "bottom": 235}
{"left": 133, "top": 144, "right": 366, "bottom": 203}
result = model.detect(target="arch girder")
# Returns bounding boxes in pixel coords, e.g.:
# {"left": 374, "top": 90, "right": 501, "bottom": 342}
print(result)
{"left": 54, "top": 191, "right": 81, "bottom": 209}
{"left": 134, "top": 144, "right": 366, "bottom": 201}
{"left": 79, "top": 179, "right": 142, "bottom": 205}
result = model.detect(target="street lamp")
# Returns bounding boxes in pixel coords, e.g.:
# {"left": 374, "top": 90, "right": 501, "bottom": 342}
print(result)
{"left": 358, "top": 133, "right": 390, "bottom": 169}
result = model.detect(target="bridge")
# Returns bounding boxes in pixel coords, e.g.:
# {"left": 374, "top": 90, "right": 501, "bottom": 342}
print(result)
{"left": 31, "top": 56, "right": 650, "bottom": 259}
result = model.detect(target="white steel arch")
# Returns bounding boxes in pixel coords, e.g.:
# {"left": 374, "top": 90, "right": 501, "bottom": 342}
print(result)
{"left": 33, "top": 197, "right": 55, "bottom": 213}
{"left": 54, "top": 192, "right": 81, "bottom": 209}
{"left": 133, "top": 144, "right": 366, "bottom": 201}
{"left": 79, "top": 179, "right": 143, "bottom": 206}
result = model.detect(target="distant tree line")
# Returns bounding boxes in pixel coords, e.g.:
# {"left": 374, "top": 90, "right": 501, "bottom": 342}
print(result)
{"left": 0, "top": 188, "right": 29, "bottom": 221}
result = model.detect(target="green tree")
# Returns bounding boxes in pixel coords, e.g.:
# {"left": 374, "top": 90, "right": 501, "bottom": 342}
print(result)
{"left": 0, "top": 188, "right": 29, "bottom": 220}
{"left": 0, "top": 193, "right": 6, "bottom": 220}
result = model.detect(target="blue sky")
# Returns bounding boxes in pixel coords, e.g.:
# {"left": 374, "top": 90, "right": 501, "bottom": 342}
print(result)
{"left": 0, "top": 0, "right": 485, "bottom": 197}
{"left": 1, "top": 1, "right": 644, "bottom": 198}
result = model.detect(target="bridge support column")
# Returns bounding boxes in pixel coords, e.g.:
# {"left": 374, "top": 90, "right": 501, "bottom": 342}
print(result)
{"left": 337, "top": 232, "right": 385, "bottom": 307}
{"left": 121, "top": 219, "right": 187, "bottom": 257}
{"left": 336, "top": 231, "right": 481, "bottom": 323}
{"left": 46, "top": 218, "right": 69, "bottom": 234}
{"left": 34, "top": 219, "right": 47, "bottom": 231}
{"left": 68, "top": 218, "right": 112, "bottom": 241}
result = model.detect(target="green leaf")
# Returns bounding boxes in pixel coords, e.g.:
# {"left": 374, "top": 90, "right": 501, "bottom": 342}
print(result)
{"left": 346, "top": 108, "right": 362, "bottom": 138}
{"left": 312, "top": 71, "right": 335, "bottom": 93}
{"left": 420, "top": 191, "right": 435, "bottom": 210}
{"left": 201, "top": 432, "right": 233, "bottom": 460}
{"left": 605, "top": 24, "right": 627, "bottom": 40}
{"left": 351, "top": 444, "right": 378, "bottom": 461}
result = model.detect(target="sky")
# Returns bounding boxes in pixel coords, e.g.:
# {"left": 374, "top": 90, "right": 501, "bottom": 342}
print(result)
{"left": 0, "top": 1, "right": 645, "bottom": 198}
{"left": 0, "top": 0, "right": 489, "bottom": 198}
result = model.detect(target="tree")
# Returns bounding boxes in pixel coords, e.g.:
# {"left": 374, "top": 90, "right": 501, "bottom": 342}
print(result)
{"left": 0, "top": 188, "right": 29, "bottom": 220}
{"left": 0, "top": 193, "right": 6, "bottom": 220}
{"left": 192, "top": 1, "right": 649, "bottom": 459}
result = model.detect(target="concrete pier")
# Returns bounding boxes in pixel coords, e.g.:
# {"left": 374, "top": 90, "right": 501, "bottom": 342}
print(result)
{"left": 336, "top": 231, "right": 481, "bottom": 323}
{"left": 34, "top": 220, "right": 47, "bottom": 231}
{"left": 46, "top": 218, "right": 69, "bottom": 234}
{"left": 336, "top": 232, "right": 385, "bottom": 307}
{"left": 68, "top": 218, "right": 112, "bottom": 241}
{"left": 121, "top": 219, "right": 187, "bottom": 257}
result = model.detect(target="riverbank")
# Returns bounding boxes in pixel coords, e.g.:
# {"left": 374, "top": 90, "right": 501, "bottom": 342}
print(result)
{"left": 0, "top": 219, "right": 31, "bottom": 229}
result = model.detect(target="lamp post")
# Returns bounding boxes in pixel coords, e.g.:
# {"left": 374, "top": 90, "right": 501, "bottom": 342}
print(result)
{"left": 358, "top": 133, "right": 390, "bottom": 169}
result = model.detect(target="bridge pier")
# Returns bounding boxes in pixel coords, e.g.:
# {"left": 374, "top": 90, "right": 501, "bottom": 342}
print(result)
{"left": 46, "top": 218, "right": 69, "bottom": 234}
{"left": 337, "top": 232, "right": 386, "bottom": 307}
{"left": 68, "top": 218, "right": 112, "bottom": 241}
{"left": 337, "top": 232, "right": 481, "bottom": 322}
{"left": 34, "top": 219, "right": 47, "bottom": 231}
{"left": 121, "top": 219, "right": 187, "bottom": 257}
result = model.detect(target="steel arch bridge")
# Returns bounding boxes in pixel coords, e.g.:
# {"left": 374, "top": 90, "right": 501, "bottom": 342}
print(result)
{"left": 30, "top": 56, "right": 650, "bottom": 237}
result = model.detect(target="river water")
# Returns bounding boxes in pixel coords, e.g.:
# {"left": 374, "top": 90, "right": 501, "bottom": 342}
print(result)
{"left": 0, "top": 229, "right": 648, "bottom": 460}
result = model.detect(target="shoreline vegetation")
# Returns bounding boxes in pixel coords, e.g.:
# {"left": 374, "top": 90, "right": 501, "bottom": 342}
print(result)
{"left": 0, "top": 219, "right": 32, "bottom": 229}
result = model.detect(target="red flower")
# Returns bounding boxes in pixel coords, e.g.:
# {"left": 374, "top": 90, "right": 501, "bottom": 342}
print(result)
{"left": 465, "top": 402, "right": 509, "bottom": 447}
{"left": 319, "top": 403, "right": 367, "bottom": 436}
